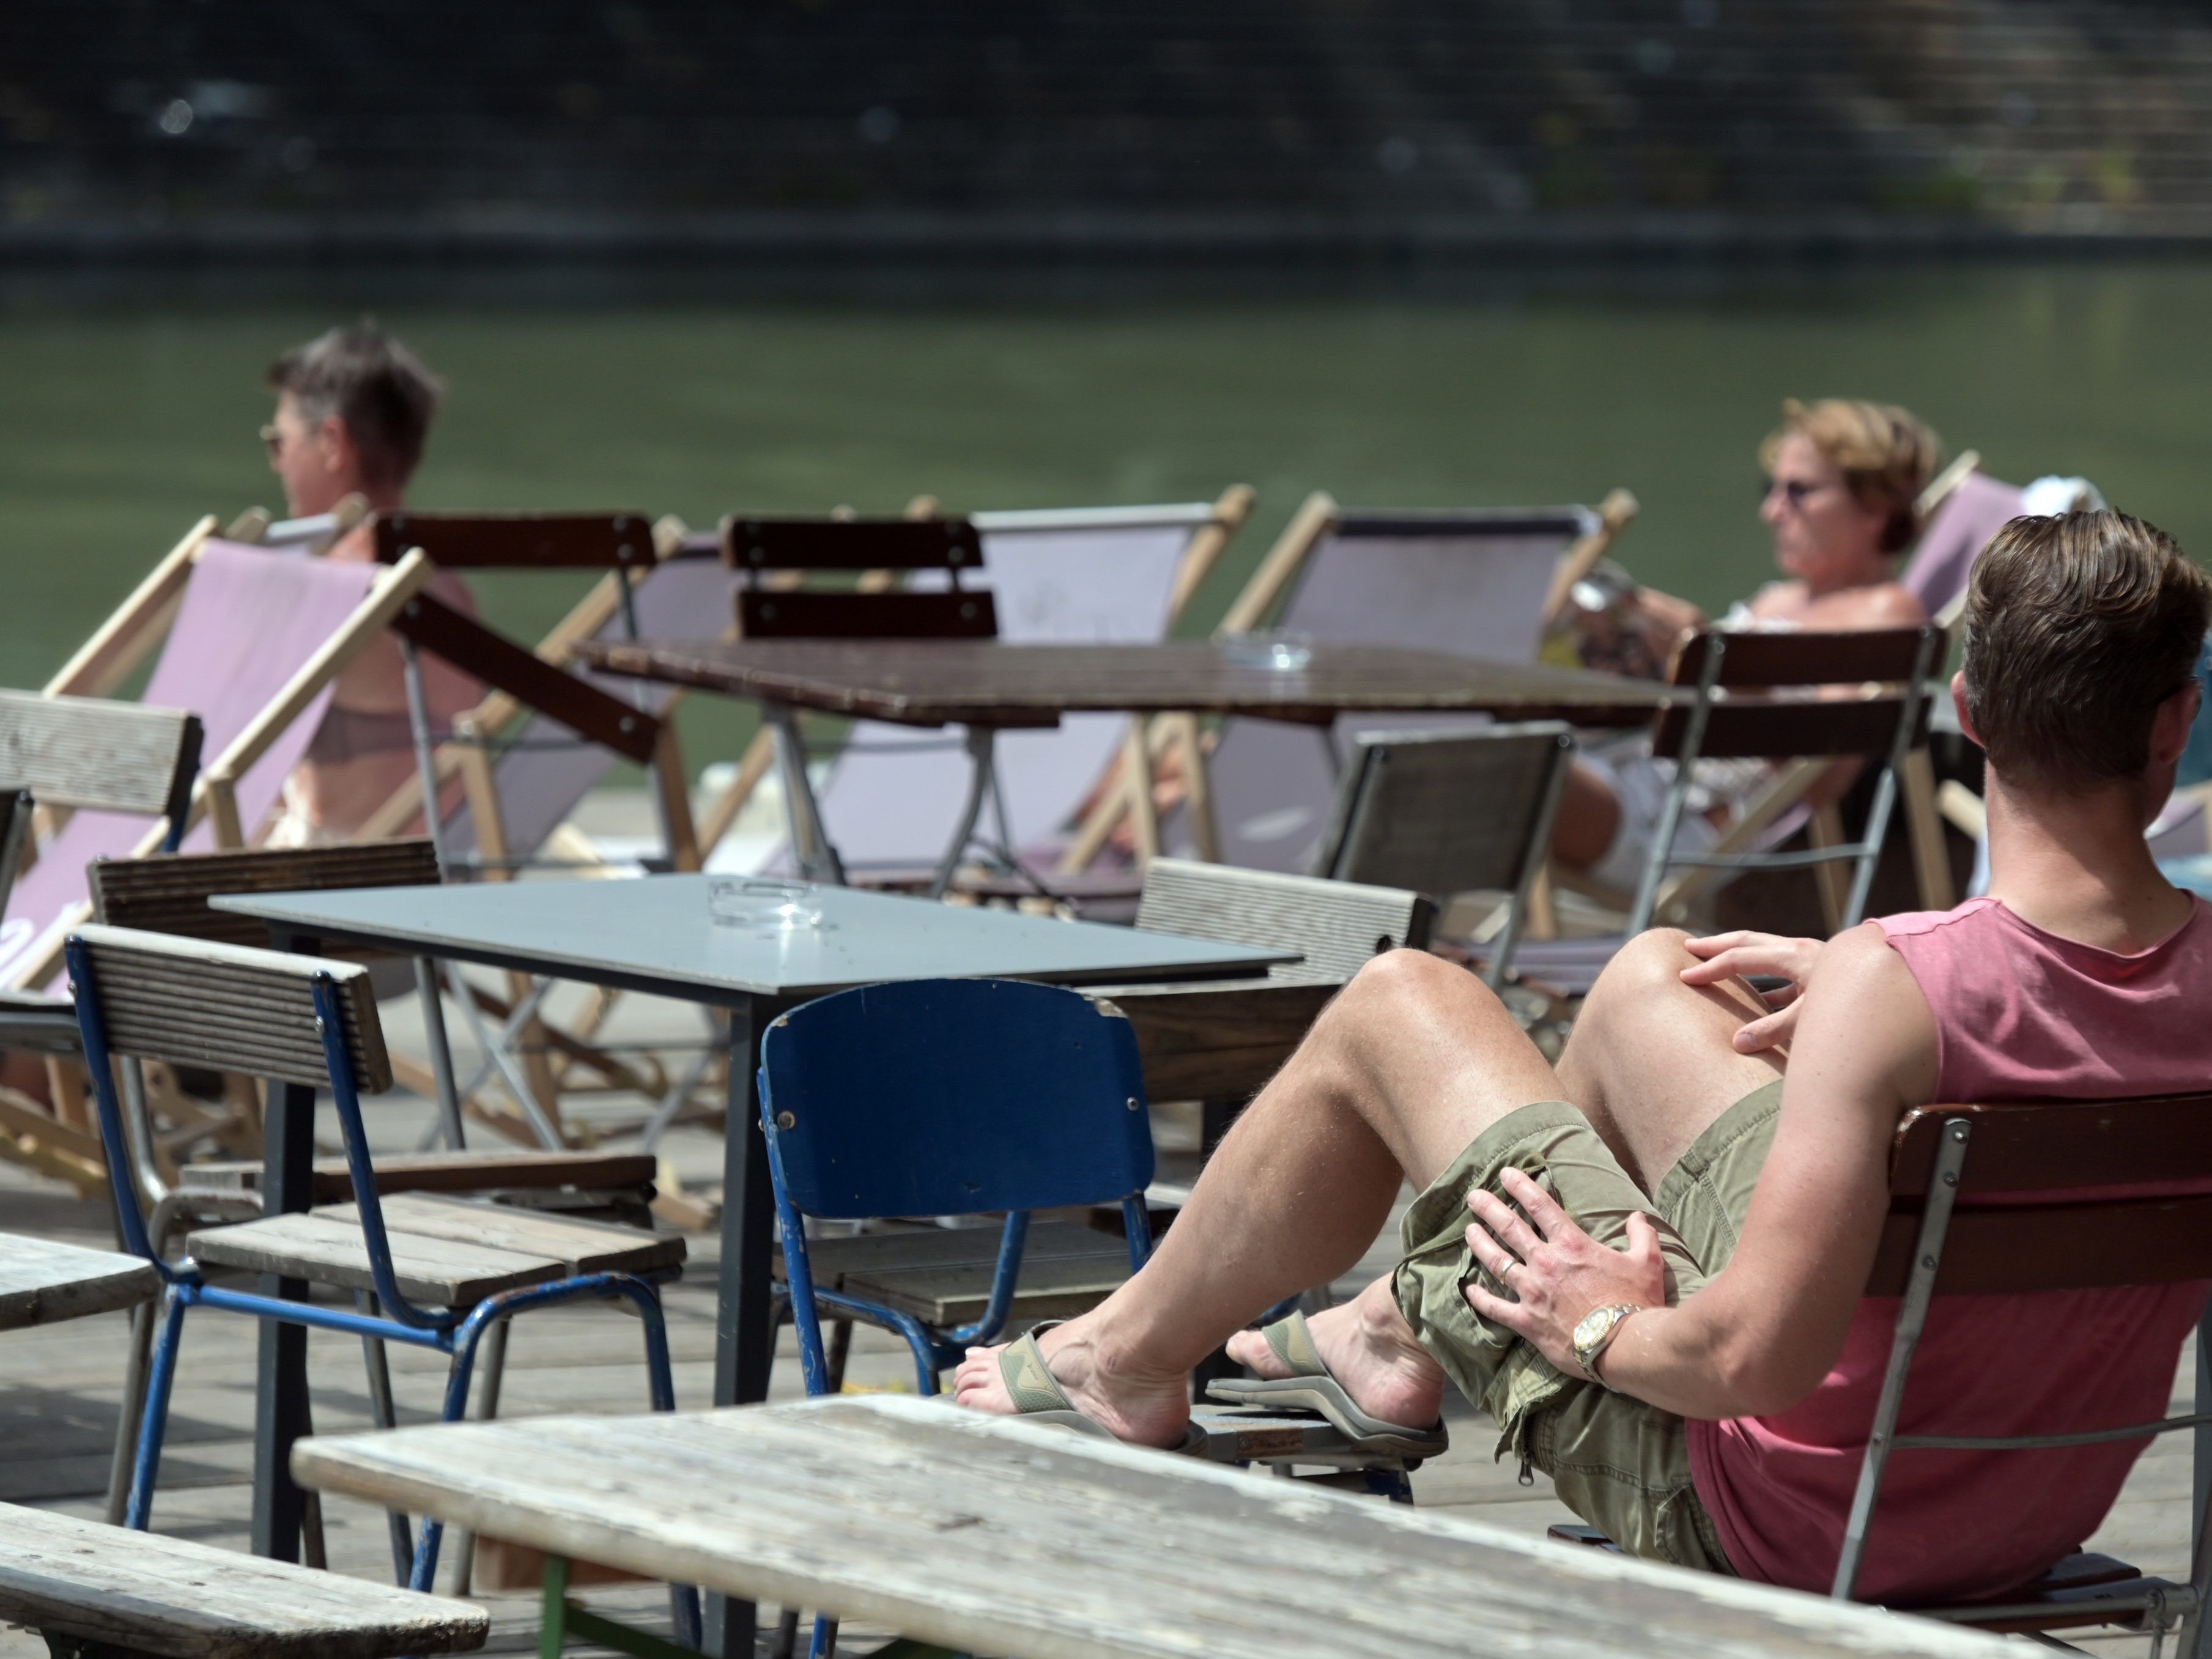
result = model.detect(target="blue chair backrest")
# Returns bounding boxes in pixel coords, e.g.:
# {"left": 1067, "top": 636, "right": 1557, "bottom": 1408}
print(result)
{"left": 759, "top": 978, "right": 1153, "bottom": 1220}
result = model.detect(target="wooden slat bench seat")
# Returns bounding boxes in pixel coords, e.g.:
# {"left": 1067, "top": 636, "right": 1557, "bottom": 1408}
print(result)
{"left": 185, "top": 1194, "right": 682, "bottom": 1309}
{"left": 0, "top": 1501, "right": 487, "bottom": 1659}
{"left": 786, "top": 1219, "right": 1136, "bottom": 1331}
{"left": 0, "top": 1233, "right": 158, "bottom": 1331}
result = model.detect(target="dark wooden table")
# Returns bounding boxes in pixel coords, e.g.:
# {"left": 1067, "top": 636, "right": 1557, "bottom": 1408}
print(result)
{"left": 574, "top": 638, "right": 1670, "bottom": 729}
{"left": 575, "top": 638, "right": 1670, "bottom": 883}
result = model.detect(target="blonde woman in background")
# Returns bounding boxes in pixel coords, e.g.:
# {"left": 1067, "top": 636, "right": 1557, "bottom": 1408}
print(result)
{"left": 1554, "top": 399, "right": 1940, "bottom": 891}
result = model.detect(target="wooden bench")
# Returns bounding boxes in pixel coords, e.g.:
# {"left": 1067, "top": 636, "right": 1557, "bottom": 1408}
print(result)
{"left": 0, "top": 1501, "right": 486, "bottom": 1659}
{"left": 0, "top": 1233, "right": 158, "bottom": 1332}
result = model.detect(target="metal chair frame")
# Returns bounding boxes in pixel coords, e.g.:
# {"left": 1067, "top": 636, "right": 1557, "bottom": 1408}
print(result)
{"left": 1629, "top": 625, "right": 1944, "bottom": 934}
{"left": 758, "top": 978, "right": 1153, "bottom": 1398}
{"left": 65, "top": 926, "right": 697, "bottom": 1643}
{"left": 1835, "top": 1113, "right": 2212, "bottom": 1657}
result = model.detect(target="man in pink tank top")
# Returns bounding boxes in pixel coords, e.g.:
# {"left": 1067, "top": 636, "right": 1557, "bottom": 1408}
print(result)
{"left": 956, "top": 508, "right": 2212, "bottom": 1605}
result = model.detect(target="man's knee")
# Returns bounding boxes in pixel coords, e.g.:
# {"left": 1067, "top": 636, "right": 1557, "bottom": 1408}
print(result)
{"left": 1325, "top": 948, "right": 1514, "bottom": 1046}
{"left": 1583, "top": 928, "right": 1696, "bottom": 1013}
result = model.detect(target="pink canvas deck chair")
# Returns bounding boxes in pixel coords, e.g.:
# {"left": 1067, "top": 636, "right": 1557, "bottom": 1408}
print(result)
{"left": 4, "top": 519, "right": 429, "bottom": 992}
{"left": 1186, "top": 492, "right": 1635, "bottom": 874}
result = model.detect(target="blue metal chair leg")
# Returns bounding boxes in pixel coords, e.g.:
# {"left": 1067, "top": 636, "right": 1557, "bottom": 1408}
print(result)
{"left": 355, "top": 1291, "right": 415, "bottom": 1582}
{"left": 407, "top": 1318, "right": 495, "bottom": 1593}
{"left": 124, "top": 1287, "right": 190, "bottom": 1530}
{"left": 809, "top": 1614, "right": 840, "bottom": 1659}
{"left": 629, "top": 1288, "right": 702, "bottom": 1649}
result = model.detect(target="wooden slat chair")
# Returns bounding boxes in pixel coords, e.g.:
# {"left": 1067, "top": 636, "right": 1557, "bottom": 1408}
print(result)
{"left": 1554, "top": 1091, "right": 2212, "bottom": 1652}
{"left": 0, "top": 1500, "right": 487, "bottom": 1659}
{"left": 1312, "top": 722, "right": 1575, "bottom": 991}
{"left": 64, "top": 923, "right": 696, "bottom": 1642}
{"left": 368, "top": 512, "right": 710, "bottom": 1146}
{"left": 0, "top": 693, "right": 207, "bottom": 1194}
{"left": 1514, "top": 626, "right": 1948, "bottom": 1002}
{"left": 84, "top": 841, "right": 659, "bottom": 1556}
{"left": 721, "top": 514, "right": 998, "bottom": 889}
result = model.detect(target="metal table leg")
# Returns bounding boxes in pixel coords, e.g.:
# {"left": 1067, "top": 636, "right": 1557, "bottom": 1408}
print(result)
{"left": 708, "top": 995, "right": 775, "bottom": 1658}
{"left": 766, "top": 704, "right": 846, "bottom": 886}
{"left": 928, "top": 726, "right": 1000, "bottom": 900}
{"left": 251, "top": 927, "right": 319, "bottom": 1562}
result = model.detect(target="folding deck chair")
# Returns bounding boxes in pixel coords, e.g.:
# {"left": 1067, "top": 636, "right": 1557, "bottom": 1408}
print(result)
{"left": 1556, "top": 1088, "right": 2212, "bottom": 1655}
{"left": 68, "top": 923, "right": 695, "bottom": 1639}
{"left": 1176, "top": 490, "right": 1635, "bottom": 872}
{"left": 20, "top": 518, "right": 432, "bottom": 990}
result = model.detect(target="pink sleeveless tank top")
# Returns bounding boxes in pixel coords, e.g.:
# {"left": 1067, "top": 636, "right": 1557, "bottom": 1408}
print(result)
{"left": 1687, "top": 896, "right": 2212, "bottom": 1603}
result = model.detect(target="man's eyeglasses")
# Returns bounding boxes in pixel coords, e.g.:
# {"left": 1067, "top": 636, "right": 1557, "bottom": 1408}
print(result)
{"left": 259, "top": 422, "right": 286, "bottom": 461}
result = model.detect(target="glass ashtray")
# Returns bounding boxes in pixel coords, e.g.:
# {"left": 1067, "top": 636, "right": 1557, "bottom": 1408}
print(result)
{"left": 707, "top": 876, "right": 835, "bottom": 934}
{"left": 1222, "top": 629, "right": 1315, "bottom": 673}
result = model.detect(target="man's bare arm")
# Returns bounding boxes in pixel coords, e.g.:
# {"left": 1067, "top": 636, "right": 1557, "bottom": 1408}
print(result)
{"left": 1465, "top": 923, "right": 1937, "bottom": 1420}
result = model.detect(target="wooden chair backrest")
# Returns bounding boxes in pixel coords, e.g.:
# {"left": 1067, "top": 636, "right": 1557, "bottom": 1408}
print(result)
{"left": 373, "top": 512, "right": 657, "bottom": 571}
{"left": 1135, "top": 857, "right": 1433, "bottom": 983}
{"left": 0, "top": 788, "right": 27, "bottom": 919}
{"left": 70, "top": 923, "right": 391, "bottom": 1094}
{"left": 0, "top": 690, "right": 202, "bottom": 821}
{"left": 1868, "top": 1093, "right": 2212, "bottom": 1297}
{"left": 1315, "top": 722, "right": 1573, "bottom": 898}
{"left": 89, "top": 840, "right": 440, "bottom": 952}
{"left": 720, "top": 515, "right": 997, "bottom": 640}
{"left": 1653, "top": 626, "right": 1942, "bottom": 761}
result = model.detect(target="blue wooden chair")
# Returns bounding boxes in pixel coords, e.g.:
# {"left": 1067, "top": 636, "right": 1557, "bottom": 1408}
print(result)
{"left": 759, "top": 977, "right": 1155, "bottom": 1400}
{"left": 64, "top": 923, "right": 698, "bottom": 1646}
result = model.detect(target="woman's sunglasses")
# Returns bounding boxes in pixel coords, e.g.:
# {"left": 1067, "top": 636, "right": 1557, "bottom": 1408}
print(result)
{"left": 1761, "top": 476, "right": 1829, "bottom": 510}
{"left": 259, "top": 421, "right": 286, "bottom": 460}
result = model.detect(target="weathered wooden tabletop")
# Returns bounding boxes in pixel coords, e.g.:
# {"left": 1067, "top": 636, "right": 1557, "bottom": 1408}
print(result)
{"left": 572, "top": 638, "right": 1671, "bottom": 729}
{"left": 294, "top": 1395, "right": 2008, "bottom": 1659}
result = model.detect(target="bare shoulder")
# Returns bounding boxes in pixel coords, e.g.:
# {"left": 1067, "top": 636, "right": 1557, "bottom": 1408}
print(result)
{"left": 1803, "top": 581, "right": 1926, "bottom": 631}
{"left": 1796, "top": 922, "right": 1939, "bottom": 1105}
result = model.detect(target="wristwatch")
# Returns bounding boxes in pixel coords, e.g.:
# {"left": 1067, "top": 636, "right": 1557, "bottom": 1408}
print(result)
{"left": 1570, "top": 1303, "right": 1642, "bottom": 1384}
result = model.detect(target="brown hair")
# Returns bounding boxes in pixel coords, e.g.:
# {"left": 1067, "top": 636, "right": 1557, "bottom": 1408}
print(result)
{"left": 266, "top": 322, "right": 443, "bottom": 488}
{"left": 1759, "top": 398, "right": 1943, "bottom": 554}
{"left": 1963, "top": 509, "right": 2211, "bottom": 792}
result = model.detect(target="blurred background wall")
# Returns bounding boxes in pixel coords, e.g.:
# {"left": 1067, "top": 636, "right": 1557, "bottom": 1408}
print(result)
{"left": 7, "top": 1, "right": 2211, "bottom": 260}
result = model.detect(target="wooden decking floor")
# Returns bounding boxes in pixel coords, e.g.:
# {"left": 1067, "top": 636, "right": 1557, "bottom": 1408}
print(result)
{"left": 0, "top": 991, "right": 2192, "bottom": 1657}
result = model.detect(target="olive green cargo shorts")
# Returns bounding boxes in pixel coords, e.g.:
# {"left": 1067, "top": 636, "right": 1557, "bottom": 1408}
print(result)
{"left": 1390, "top": 1078, "right": 1782, "bottom": 1574}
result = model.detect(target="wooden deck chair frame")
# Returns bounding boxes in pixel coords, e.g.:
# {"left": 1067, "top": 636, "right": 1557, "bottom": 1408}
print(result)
{"left": 1069, "top": 487, "right": 1637, "bottom": 867}
{"left": 40, "top": 516, "right": 433, "bottom": 862}
{"left": 224, "top": 491, "right": 369, "bottom": 552}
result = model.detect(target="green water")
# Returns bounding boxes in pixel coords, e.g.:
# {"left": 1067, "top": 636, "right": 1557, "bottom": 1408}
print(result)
{"left": 5, "top": 264, "right": 2210, "bottom": 772}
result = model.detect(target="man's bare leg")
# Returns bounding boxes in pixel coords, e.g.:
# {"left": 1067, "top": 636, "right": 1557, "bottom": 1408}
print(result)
{"left": 1221, "top": 930, "right": 1786, "bottom": 1394}
{"left": 953, "top": 950, "right": 1559, "bottom": 1444}
{"left": 1555, "top": 929, "right": 1786, "bottom": 1191}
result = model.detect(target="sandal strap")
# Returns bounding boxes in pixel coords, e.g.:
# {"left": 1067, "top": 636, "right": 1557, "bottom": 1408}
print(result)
{"left": 997, "top": 1328, "right": 1075, "bottom": 1416}
{"left": 1260, "top": 1310, "right": 1328, "bottom": 1378}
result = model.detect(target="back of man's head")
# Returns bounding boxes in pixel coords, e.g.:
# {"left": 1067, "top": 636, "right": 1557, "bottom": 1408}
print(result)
{"left": 266, "top": 322, "right": 443, "bottom": 490}
{"left": 1964, "top": 509, "right": 2212, "bottom": 794}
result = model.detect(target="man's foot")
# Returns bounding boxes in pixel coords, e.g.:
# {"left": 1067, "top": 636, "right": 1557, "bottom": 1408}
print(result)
{"left": 952, "top": 1313, "right": 1193, "bottom": 1449}
{"left": 1224, "top": 1277, "right": 1447, "bottom": 1428}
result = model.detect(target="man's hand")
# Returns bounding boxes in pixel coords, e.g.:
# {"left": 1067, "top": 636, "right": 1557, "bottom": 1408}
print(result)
{"left": 1462, "top": 1167, "right": 1666, "bottom": 1379}
{"left": 1681, "top": 931, "right": 1824, "bottom": 1053}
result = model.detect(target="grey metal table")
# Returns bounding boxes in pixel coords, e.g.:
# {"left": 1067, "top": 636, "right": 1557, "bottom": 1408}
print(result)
{"left": 213, "top": 874, "right": 1291, "bottom": 1657}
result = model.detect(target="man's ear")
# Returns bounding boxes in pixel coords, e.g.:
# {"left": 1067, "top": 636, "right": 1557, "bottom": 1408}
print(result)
{"left": 2151, "top": 677, "right": 2202, "bottom": 769}
{"left": 1950, "top": 670, "right": 1980, "bottom": 747}
{"left": 315, "top": 415, "right": 356, "bottom": 478}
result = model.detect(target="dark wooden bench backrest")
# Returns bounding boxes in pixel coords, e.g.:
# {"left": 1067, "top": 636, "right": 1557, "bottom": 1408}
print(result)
{"left": 1653, "top": 626, "right": 1943, "bottom": 761}
{"left": 373, "top": 512, "right": 656, "bottom": 571}
{"left": 1867, "top": 1093, "right": 2212, "bottom": 1297}
{"left": 90, "top": 841, "right": 441, "bottom": 951}
{"left": 1135, "top": 857, "right": 1433, "bottom": 983}
{"left": 70, "top": 923, "right": 392, "bottom": 1094}
{"left": 1316, "top": 722, "right": 1573, "bottom": 899}
{"left": 720, "top": 515, "right": 997, "bottom": 640}
{"left": 0, "top": 690, "right": 202, "bottom": 821}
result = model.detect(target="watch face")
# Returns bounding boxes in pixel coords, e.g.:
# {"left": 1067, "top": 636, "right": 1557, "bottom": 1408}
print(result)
{"left": 1572, "top": 1307, "right": 1614, "bottom": 1349}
